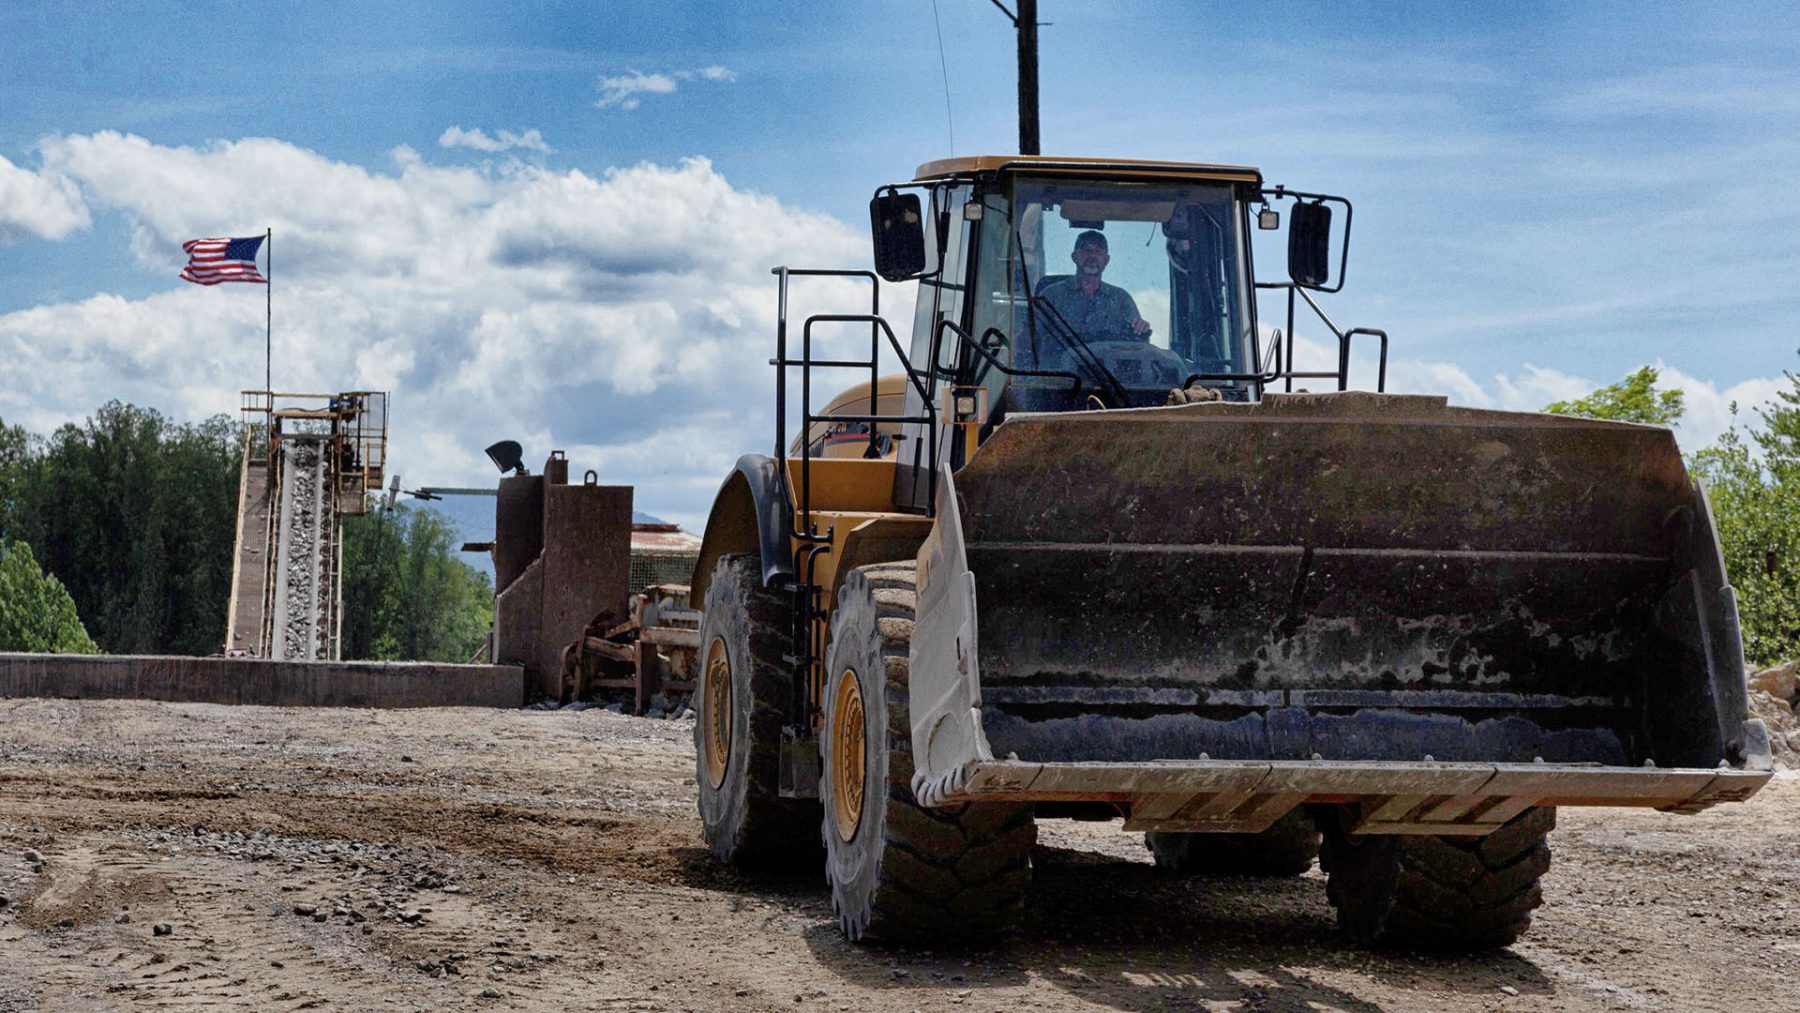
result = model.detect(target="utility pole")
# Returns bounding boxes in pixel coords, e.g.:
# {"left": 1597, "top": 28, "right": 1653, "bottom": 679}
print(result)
{"left": 991, "top": 0, "right": 1040, "bottom": 155}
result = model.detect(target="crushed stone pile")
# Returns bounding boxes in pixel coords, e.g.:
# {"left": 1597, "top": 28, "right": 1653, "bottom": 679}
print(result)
{"left": 1747, "top": 660, "right": 1799, "bottom": 770}
{"left": 275, "top": 437, "right": 334, "bottom": 660}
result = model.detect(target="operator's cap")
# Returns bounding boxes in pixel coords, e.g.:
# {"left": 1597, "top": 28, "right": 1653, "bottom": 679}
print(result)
{"left": 1074, "top": 229, "right": 1108, "bottom": 251}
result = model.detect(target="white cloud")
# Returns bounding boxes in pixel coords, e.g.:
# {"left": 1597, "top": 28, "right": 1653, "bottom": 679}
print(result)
{"left": 5, "top": 130, "right": 1788, "bottom": 540}
{"left": 1287, "top": 330, "right": 1791, "bottom": 455}
{"left": 0, "top": 153, "right": 89, "bottom": 243}
{"left": 596, "top": 66, "right": 737, "bottom": 110}
{"left": 437, "top": 125, "right": 551, "bottom": 154}
{"left": 0, "top": 133, "right": 872, "bottom": 533}
{"left": 596, "top": 71, "right": 677, "bottom": 110}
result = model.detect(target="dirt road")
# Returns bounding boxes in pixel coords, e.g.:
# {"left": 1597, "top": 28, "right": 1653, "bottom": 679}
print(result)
{"left": 0, "top": 698, "right": 1795, "bottom": 1012}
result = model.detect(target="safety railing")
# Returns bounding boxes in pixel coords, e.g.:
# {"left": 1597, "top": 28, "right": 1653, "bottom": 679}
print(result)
{"left": 771, "top": 266, "right": 939, "bottom": 729}
{"left": 1254, "top": 281, "right": 1389, "bottom": 393}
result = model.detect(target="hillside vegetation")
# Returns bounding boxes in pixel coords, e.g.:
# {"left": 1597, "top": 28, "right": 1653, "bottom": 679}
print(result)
{"left": 0, "top": 403, "right": 489, "bottom": 661}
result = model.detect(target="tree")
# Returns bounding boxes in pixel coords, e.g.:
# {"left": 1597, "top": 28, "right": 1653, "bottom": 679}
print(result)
{"left": 340, "top": 503, "right": 493, "bottom": 662}
{"left": 2, "top": 403, "right": 240, "bottom": 655}
{"left": 1547, "top": 363, "right": 1797, "bottom": 667}
{"left": 0, "top": 539, "right": 99, "bottom": 654}
{"left": 1691, "top": 366, "right": 1800, "bottom": 667}
{"left": 0, "top": 402, "right": 496, "bottom": 662}
{"left": 1543, "top": 365, "right": 1686, "bottom": 426}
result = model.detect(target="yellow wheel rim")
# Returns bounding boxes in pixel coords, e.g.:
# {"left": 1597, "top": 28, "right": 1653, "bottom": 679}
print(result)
{"left": 702, "top": 636, "right": 731, "bottom": 790}
{"left": 830, "top": 668, "right": 867, "bottom": 843}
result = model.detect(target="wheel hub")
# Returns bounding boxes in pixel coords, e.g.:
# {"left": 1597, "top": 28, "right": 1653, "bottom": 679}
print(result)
{"left": 702, "top": 636, "right": 731, "bottom": 790}
{"left": 830, "top": 668, "right": 866, "bottom": 843}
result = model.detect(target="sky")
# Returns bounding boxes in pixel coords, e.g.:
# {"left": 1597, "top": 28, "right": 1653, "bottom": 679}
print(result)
{"left": 2, "top": 1, "right": 1798, "bottom": 542}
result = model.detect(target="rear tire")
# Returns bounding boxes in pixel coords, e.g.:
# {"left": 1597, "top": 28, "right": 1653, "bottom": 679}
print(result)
{"left": 820, "top": 563, "right": 1036, "bottom": 945}
{"left": 1319, "top": 806, "right": 1554, "bottom": 949}
{"left": 1145, "top": 809, "right": 1321, "bottom": 876}
{"left": 694, "top": 554, "right": 820, "bottom": 867}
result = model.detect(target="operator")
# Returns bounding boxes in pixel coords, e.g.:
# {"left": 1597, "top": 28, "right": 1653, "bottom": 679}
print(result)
{"left": 1037, "top": 229, "right": 1150, "bottom": 342}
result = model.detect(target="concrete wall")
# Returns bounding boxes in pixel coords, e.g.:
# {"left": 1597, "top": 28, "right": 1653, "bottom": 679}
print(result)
{"left": 0, "top": 654, "right": 523, "bottom": 709}
{"left": 493, "top": 557, "right": 544, "bottom": 678}
{"left": 225, "top": 455, "right": 272, "bottom": 654}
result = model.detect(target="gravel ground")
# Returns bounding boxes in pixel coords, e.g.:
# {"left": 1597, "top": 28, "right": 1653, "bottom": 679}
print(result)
{"left": 0, "top": 697, "right": 1795, "bottom": 1012}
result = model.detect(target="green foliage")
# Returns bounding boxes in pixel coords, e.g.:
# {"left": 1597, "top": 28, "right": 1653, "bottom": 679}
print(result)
{"left": 1543, "top": 365, "right": 1686, "bottom": 426}
{"left": 341, "top": 504, "right": 493, "bottom": 663}
{"left": 0, "top": 539, "right": 99, "bottom": 654}
{"left": 1691, "top": 367, "right": 1800, "bottom": 668}
{"left": 0, "top": 403, "right": 239, "bottom": 655}
{"left": 1547, "top": 362, "right": 1798, "bottom": 666}
{"left": 0, "top": 402, "right": 495, "bottom": 662}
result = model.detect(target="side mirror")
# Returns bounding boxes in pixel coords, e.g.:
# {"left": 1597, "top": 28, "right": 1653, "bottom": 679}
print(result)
{"left": 870, "top": 190, "right": 926, "bottom": 282}
{"left": 1287, "top": 201, "right": 1332, "bottom": 288}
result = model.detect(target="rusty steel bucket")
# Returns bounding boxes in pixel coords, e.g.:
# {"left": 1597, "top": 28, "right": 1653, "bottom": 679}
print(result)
{"left": 931, "top": 392, "right": 1763, "bottom": 789}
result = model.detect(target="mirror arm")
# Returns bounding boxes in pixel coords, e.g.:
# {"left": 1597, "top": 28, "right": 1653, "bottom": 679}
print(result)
{"left": 1259, "top": 187, "right": 1355, "bottom": 294}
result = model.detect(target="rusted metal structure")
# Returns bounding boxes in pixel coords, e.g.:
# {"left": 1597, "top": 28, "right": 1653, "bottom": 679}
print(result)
{"left": 685, "top": 154, "right": 1772, "bottom": 950}
{"left": 225, "top": 390, "right": 388, "bottom": 660}
{"left": 559, "top": 578, "right": 701, "bottom": 714}
{"left": 464, "top": 450, "right": 703, "bottom": 711}
{"left": 488, "top": 452, "right": 634, "bottom": 701}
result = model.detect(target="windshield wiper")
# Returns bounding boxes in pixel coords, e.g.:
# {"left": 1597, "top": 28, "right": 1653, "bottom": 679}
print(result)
{"left": 1026, "top": 295, "right": 1132, "bottom": 408}
{"left": 998, "top": 204, "right": 1131, "bottom": 407}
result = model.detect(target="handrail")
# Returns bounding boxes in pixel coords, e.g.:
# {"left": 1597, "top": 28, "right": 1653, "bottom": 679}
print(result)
{"left": 789, "top": 312, "right": 938, "bottom": 539}
{"left": 934, "top": 319, "right": 1082, "bottom": 391}
{"left": 1255, "top": 281, "right": 1390, "bottom": 393}
{"left": 769, "top": 267, "right": 941, "bottom": 730}
{"left": 1342, "top": 327, "right": 1390, "bottom": 393}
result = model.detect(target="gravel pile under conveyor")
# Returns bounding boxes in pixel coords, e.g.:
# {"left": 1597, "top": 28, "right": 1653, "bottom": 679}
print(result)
{"left": 271, "top": 437, "right": 334, "bottom": 660}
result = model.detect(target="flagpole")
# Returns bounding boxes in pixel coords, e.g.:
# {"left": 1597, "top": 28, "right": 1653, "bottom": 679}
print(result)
{"left": 265, "top": 227, "right": 272, "bottom": 397}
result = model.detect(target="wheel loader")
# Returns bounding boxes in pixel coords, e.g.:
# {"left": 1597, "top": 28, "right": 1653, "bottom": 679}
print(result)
{"left": 688, "top": 154, "right": 1773, "bottom": 949}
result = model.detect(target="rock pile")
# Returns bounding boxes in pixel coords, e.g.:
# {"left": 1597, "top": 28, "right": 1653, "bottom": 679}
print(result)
{"left": 1747, "top": 660, "right": 1800, "bottom": 770}
{"left": 278, "top": 439, "right": 329, "bottom": 660}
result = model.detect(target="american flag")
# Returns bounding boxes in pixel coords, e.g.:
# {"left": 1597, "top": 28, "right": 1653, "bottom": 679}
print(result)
{"left": 180, "top": 235, "right": 267, "bottom": 285}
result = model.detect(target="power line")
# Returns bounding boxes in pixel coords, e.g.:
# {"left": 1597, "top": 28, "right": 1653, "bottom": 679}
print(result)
{"left": 930, "top": 0, "right": 956, "bottom": 154}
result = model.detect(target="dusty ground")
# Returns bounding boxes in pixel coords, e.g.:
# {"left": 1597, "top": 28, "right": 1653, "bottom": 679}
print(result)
{"left": 0, "top": 698, "right": 1795, "bottom": 1013}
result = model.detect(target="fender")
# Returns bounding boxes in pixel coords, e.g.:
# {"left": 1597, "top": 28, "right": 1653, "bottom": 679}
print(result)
{"left": 690, "top": 454, "right": 795, "bottom": 601}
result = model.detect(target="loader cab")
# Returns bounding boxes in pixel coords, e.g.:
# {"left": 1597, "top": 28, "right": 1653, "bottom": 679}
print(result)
{"left": 892, "top": 159, "right": 1265, "bottom": 425}
{"left": 865, "top": 156, "right": 1383, "bottom": 510}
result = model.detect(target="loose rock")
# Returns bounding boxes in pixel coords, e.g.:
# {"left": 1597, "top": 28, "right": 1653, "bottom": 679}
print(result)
{"left": 1750, "top": 660, "right": 1798, "bottom": 702}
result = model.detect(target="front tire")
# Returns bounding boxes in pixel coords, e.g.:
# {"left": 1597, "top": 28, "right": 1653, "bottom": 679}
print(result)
{"left": 1319, "top": 806, "right": 1554, "bottom": 949}
{"left": 694, "top": 554, "right": 819, "bottom": 867}
{"left": 819, "top": 563, "right": 1036, "bottom": 945}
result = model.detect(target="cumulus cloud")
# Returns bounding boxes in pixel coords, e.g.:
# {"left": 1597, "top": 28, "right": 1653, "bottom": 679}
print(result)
{"left": 596, "top": 65, "right": 737, "bottom": 110}
{"left": 0, "top": 153, "right": 90, "bottom": 244}
{"left": 1287, "top": 330, "right": 1790, "bottom": 454}
{"left": 0, "top": 132, "right": 870, "bottom": 531}
{"left": 437, "top": 125, "right": 551, "bottom": 153}
{"left": 4, "top": 131, "right": 1787, "bottom": 537}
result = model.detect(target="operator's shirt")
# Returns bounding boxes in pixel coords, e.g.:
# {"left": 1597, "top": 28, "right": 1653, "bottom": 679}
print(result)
{"left": 1037, "top": 278, "right": 1144, "bottom": 344}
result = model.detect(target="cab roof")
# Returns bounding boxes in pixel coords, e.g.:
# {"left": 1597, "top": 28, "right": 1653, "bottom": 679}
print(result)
{"left": 913, "top": 154, "right": 1263, "bottom": 185}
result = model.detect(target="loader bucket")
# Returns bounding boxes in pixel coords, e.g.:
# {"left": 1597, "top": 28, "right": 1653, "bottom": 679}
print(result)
{"left": 952, "top": 392, "right": 1758, "bottom": 776}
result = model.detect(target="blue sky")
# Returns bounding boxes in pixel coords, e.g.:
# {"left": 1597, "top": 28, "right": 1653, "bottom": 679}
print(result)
{"left": 2, "top": 1, "right": 1798, "bottom": 542}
